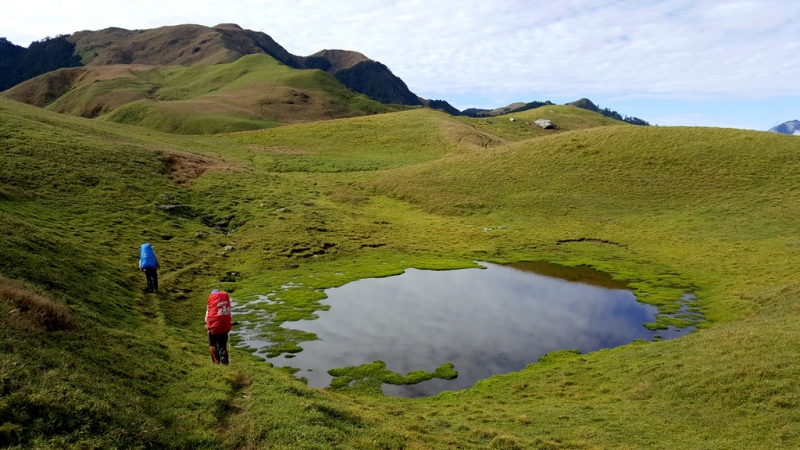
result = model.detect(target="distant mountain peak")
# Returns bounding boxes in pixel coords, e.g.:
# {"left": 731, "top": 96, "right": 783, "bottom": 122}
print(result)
{"left": 308, "top": 49, "right": 370, "bottom": 73}
{"left": 769, "top": 120, "right": 800, "bottom": 135}
{"left": 567, "top": 98, "right": 598, "bottom": 111}
{"left": 214, "top": 23, "right": 243, "bottom": 30}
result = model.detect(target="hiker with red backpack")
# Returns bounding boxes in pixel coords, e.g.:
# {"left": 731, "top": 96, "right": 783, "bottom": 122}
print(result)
{"left": 206, "top": 289, "right": 232, "bottom": 365}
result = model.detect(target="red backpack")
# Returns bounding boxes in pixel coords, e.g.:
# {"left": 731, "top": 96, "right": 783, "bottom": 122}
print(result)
{"left": 206, "top": 291, "right": 232, "bottom": 334}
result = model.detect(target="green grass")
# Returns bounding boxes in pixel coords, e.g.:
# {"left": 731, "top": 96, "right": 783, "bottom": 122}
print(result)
{"left": 462, "top": 104, "right": 626, "bottom": 141}
{"left": 46, "top": 75, "right": 153, "bottom": 117}
{"left": 327, "top": 361, "right": 458, "bottom": 395}
{"left": 3, "top": 54, "right": 395, "bottom": 135}
{"left": 2, "top": 95, "right": 800, "bottom": 448}
{"left": 102, "top": 100, "right": 283, "bottom": 134}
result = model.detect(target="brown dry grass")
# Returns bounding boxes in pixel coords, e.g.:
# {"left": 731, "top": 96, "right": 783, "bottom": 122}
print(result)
{"left": 0, "top": 276, "right": 74, "bottom": 330}
{"left": 158, "top": 150, "right": 239, "bottom": 186}
{"left": 68, "top": 25, "right": 235, "bottom": 66}
{"left": 3, "top": 65, "right": 154, "bottom": 111}
{"left": 2, "top": 68, "right": 84, "bottom": 107}
{"left": 67, "top": 23, "right": 299, "bottom": 68}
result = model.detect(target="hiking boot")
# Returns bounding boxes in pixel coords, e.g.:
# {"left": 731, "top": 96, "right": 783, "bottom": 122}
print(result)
{"left": 218, "top": 345, "right": 229, "bottom": 365}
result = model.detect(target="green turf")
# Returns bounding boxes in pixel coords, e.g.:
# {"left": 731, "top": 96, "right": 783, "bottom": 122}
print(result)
{"left": 2, "top": 95, "right": 800, "bottom": 448}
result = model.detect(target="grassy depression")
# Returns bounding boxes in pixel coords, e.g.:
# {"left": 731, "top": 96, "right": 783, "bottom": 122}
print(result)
{"left": 2, "top": 96, "right": 800, "bottom": 448}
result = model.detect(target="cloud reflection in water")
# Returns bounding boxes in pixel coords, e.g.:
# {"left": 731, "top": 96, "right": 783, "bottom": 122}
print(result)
{"left": 269, "top": 262, "right": 683, "bottom": 397}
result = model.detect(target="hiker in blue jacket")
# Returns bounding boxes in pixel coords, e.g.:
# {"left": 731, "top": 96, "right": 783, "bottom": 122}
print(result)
{"left": 139, "top": 243, "right": 160, "bottom": 293}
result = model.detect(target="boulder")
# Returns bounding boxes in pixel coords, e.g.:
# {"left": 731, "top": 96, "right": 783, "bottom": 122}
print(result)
{"left": 534, "top": 119, "right": 555, "bottom": 129}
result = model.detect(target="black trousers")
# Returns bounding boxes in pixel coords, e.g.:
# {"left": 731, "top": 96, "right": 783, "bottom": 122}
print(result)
{"left": 144, "top": 268, "right": 158, "bottom": 292}
{"left": 208, "top": 332, "right": 229, "bottom": 365}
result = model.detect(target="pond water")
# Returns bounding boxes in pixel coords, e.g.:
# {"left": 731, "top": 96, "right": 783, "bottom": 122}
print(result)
{"left": 239, "top": 262, "right": 692, "bottom": 397}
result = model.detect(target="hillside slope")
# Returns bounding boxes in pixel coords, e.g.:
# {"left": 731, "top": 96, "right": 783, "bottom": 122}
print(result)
{"left": 221, "top": 104, "right": 626, "bottom": 172}
{"left": 67, "top": 23, "right": 301, "bottom": 68}
{"left": 3, "top": 97, "right": 800, "bottom": 448}
{"left": 1, "top": 23, "right": 422, "bottom": 108}
{"left": 2, "top": 54, "right": 395, "bottom": 134}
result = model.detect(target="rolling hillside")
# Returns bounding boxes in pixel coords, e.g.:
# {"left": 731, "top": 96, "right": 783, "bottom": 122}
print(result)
{"left": 1, "top": 23, "right": 423, "bottom": 108}
{"left": 2, "top": 96, "right": 800, "bottom": 448}
{"left": 2, "top": 54, "right": 398, "bottom": 134}
{"left": 67, "top": 23, "right": 294, "bottom": 67}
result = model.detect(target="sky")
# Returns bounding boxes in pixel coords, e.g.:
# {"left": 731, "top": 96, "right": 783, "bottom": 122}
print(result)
{"left": 1, "top": 0, "right": 798, "bottom": 130}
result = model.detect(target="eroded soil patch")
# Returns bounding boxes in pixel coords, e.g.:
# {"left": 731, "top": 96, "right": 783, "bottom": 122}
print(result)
{"left": 158, "top": 150, "right": 238, "bottom": 186}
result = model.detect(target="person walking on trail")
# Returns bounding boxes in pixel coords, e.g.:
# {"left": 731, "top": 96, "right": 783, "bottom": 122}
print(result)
{"left": 139, "top": 243, "right": 160, "bottom": 293}
{"left": 206, "top": 289, "right": 232, "bottom": 365}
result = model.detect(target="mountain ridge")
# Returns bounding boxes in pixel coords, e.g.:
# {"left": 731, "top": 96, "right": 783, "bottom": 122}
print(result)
{"left": 2, "top": 53, "right": 396, "bottom": 133}
{"left": 2, "top": 24, "right": 422, "bottom": 106}
{"left": 769, "top": 120, "right": 800, "bottom": 135}
{"left": 1, "top": 24, "right": 650, "bottom": 124}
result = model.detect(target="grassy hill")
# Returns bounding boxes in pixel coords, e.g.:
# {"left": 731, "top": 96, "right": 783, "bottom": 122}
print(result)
{"left": 67, "top": 23, "right": 300, "bottom": 68}
{"left": 2, "top": 23, "right": 424, "bottom": 111}
{"left": 2, "top": 96, "right": 800, "bottom": 448}
{"left": 2, "top": 54, "right": 397, "bottom": 134}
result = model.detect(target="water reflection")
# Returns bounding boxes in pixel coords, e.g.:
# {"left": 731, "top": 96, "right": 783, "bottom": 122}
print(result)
{"left": 245, "top": 262, "right": 691, "bottom": 397}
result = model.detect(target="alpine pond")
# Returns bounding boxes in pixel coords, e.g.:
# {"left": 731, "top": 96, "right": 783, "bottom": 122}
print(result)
{"left": 236, "top": 262, "right": 697, "bottom": 397}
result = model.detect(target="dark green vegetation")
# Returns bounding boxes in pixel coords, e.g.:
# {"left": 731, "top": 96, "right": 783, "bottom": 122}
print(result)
{"left": 419, "top": 98, "right": 462, "bottom": 116}
{"left": 566, "top": 98, "right": 650, "bottom": 126}
{"left": 0, "top": 36, "right": 82, "bottom": 91}
{"left": 334, "top": 61, "right": 420, "bottom": 106}
{"left": 2, "top": 93, "right": 800, "bottom": 448}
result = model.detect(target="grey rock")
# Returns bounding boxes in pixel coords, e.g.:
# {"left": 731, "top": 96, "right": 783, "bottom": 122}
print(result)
{"left": 534, "top": 119, "right": 555, "bottom": 129}
{"left": 158, "top": 204, "right": 192, "bottom": 213}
